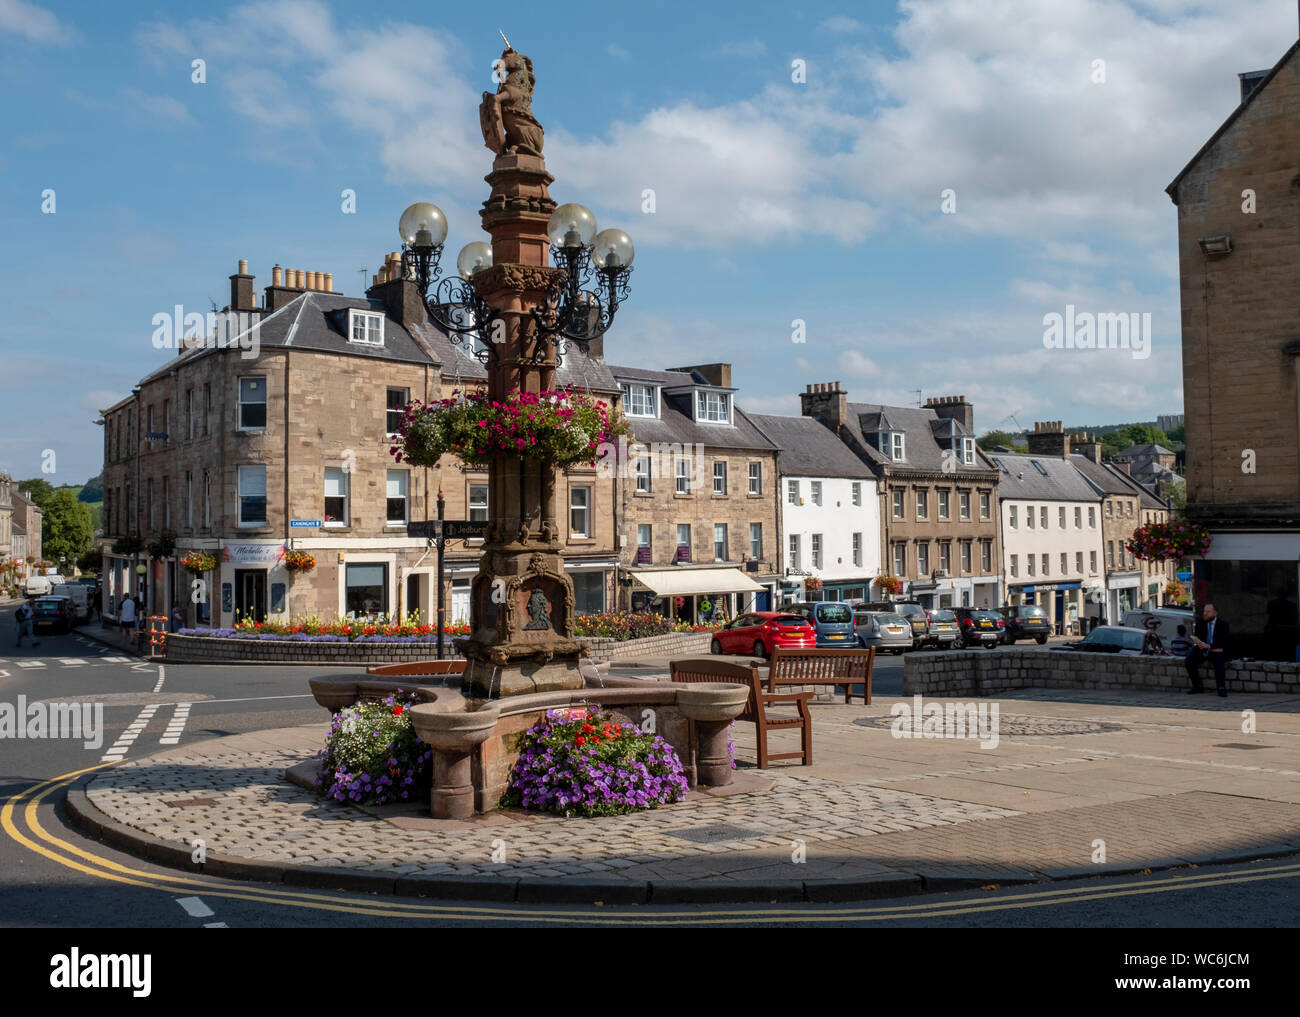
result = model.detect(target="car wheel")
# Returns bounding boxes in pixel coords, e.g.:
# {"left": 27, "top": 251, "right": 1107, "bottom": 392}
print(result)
{"left": 1036, "top": 635, "right": 1047, "bottom": 645}
{"left": 710, "top": 639, "right": 723, "bottom": 655}
{"left": 752, "top": 640, "right": 767, "bottom": 659}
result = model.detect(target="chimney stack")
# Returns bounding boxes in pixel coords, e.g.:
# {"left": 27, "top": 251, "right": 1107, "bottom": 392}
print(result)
{"left": 1027, "top": 420, "right": 1070, "bottom": 458}
{"left": 1072, "top": 431, "right": 1102, "bottom": 464}
{"left": 228, "top": 258, "right": 256, "bottom": 313}
{"left": 925, "top": 394, "right": 974, "bottom": 433}
{"left": 800, "top": 380, "right": 847, "bottom": 429}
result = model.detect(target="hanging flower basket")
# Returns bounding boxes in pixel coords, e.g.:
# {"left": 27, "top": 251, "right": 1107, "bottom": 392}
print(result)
{"left": 389, "top": 387, "right": 629, "bottom": 470}
{"left": 1127, "top": 520, "right": 1212, "bottom": 562}
{"left": 282, "top": 549, "right": 317, "bottom": 574}
{"left": 877, "top": 575, "right": 903, "bottom": 596}
{"left": 804, "top": 577, "right": 822, "bottom": 592}
{"left": 112, "top": 536, "right": 144, "bottom": 556}
{"left": 147, "top": 533, "right": 177, "bottom": 559}
{"left": 180, "top": 551, "right": 217, "bottom": 574}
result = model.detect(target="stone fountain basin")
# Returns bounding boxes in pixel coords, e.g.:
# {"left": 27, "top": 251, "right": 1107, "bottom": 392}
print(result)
{"left": 307, "top": 670, "right": 752, "bottom": 814}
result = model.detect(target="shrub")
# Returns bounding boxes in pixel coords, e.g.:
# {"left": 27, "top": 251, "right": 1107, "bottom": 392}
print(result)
{"left": 503, "top": 706, "right": 689, "bottom": 817}
{"left": 315, "top": 693, "right": 432, "bottom": 806}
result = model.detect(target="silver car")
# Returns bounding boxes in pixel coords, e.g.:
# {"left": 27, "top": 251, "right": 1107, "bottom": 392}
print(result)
{"left": 855, "top": 611, "right": 913, "bottom": 654}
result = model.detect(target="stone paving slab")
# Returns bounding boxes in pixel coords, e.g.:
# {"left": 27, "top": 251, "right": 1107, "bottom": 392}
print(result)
{"left": 69, "top": 690, "right": 1300, "bottom": 902}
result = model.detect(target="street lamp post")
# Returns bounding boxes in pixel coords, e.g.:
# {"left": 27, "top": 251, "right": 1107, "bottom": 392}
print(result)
{"left": 394, "top": 43, "right": 634, "bottom": 697}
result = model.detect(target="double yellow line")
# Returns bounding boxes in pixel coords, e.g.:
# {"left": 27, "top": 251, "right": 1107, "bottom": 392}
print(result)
{"left": 5, "top": 764, "right": 1299, "bottom": 925}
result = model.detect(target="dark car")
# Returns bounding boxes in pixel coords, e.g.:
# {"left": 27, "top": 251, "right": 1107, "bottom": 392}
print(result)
{"left": 859, "top": 601, "right": 928, "bottom": 649}
{"left": 32, "top": 596, "right": 73, "bottom": 634}
{"left": 951, "top": 607, "right": 1003, "bottom": 648}
{"left": 786, "top": 601, "right": 857, "bottom": 647}
{"left": 999, "top": 604, "right": 1051, "bottom": 644}
{"left": 1051, "top": 625, "right": 1164, "bottom": 655}
{"left": 710, "top": 611, "right": 816, "bottom": 658}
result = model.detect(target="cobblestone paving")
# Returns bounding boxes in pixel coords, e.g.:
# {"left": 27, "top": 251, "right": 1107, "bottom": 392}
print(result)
{"left": 853, "top": 714, "right": 1129, "bottom": 737}
{"left": 85, "top": 741, "right": 1018, "bottom": 878}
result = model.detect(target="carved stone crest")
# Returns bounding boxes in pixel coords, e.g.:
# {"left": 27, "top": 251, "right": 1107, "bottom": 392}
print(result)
{"left": 480, "top": 48, "right": 544, "bottom": 157}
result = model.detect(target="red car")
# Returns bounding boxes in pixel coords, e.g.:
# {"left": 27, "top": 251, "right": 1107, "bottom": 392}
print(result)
{"left": 710, "top": 611, "right": 816, "bottom": 658}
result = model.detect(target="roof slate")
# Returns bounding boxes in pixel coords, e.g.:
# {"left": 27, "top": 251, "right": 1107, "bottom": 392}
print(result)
{"left": 987, "top": 453, "right": 1101, "bottom": 502}
{"left": 747, "top": 415, "right": 875, "bottom": 478}
{"left": 607, "top": 363, "right": 778, "bottom": 452}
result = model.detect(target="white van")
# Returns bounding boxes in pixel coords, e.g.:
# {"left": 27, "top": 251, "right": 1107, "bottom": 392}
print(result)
{"left": 49, "top": 583, "right": 89, "bottom": 623}
{"left": 1122, "top": 608, "right": 1194, "bottom": 647}
{"left": 23, "top": 575, "right": 51, "bottom": 598}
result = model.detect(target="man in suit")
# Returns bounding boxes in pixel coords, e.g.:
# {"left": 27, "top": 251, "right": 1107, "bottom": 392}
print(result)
{"left": 1185, "top": 602, "right": 1231, "bottom": 697}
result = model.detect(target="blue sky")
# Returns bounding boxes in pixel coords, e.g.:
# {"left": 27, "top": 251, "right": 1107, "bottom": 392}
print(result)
{"left": 2, "top": 0, "right": 1298, "bottom": 485}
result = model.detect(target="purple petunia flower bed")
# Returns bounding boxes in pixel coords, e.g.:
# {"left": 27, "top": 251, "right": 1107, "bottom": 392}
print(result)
{"left": 503, "top": 706, "right": 690, "bottom": 818}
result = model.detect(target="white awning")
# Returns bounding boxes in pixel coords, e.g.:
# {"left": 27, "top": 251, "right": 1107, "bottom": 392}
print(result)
{"left": 631, "top": 568, "right": 764, "bottom": 597}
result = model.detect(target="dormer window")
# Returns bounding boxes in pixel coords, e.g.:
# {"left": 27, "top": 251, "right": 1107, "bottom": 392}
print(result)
{"left": 962, "top": 437, "right": 975, "bottom": 465}
{"left": 882, "top": 431, "right": 904, "bottom": 461}
{"left": 695, "top": 390, "right": 731, "bottom": 424}
{"left": 348, "top": 309, "right": 384, "bottom": 345}
{"left": 621, "top": 383, "right": 657, "bottom": 418}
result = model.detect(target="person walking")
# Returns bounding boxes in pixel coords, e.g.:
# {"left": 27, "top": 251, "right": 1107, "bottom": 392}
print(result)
{"left": 1185, "top": 602, "right": 1231, "bottom": 697}
{"left": 92, "top": 584, "right": 102, "bottom": 623}
{"left": 14, "top": 598, "right": 39, "bottom": 648}
{"left": 119, "top": 593, "right": 137, "bottom": 645}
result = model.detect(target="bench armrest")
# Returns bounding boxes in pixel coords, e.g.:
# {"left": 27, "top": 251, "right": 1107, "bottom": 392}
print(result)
{"left": 760, "top": 690, "right": 814, "bottom": 704}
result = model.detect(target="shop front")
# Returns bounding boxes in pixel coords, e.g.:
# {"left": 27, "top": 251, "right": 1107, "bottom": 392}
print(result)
{"left": 629, "top": 565, "right": 766, "bottom": 624}
{"left": 1107, "top": 571, "right": 1141, "bottom": 623}
{"left": 1013, "top": 581, "right": 1082, "bottom": 634}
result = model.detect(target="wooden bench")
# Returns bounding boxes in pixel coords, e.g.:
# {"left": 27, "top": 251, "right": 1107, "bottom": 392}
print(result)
{"left": 764, "top": 646, "right": 875, "bottom": 705}
{"left": 669, "top": 658, "right": 813, "bottom": 769}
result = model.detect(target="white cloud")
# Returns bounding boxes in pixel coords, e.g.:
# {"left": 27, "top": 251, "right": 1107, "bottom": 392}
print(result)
{"left": 837, "top": 349, "right": 881, "bottom": 378}
{"left": 0, "top": 0, "right": 72, "bottom": 44}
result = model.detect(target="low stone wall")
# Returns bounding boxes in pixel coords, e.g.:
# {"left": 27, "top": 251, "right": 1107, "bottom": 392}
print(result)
{"left": 903, "top": 649, "right": 1300, "bottom": 697}
{"left": 166, "top": 630, "right": 716, "bottom": 664}
{"left": 165, "top": 634, "right": 452, "bottom": 665}
{"left": 579, "top": 631, "right": 714, "bottom": 662}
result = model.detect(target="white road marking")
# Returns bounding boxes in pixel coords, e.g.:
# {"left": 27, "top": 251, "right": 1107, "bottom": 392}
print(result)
{"left": 16, "top": 660, "right": 44, "bottom": 669}
{"left": 102, "top": 656, "right": 131, "bottom": 663}
{"left": 58, "top": 658, "right": 86, "bottom": 666}
{"left": 203, "top": 923, "right": 228, "bottom": 928}
{"left": 152, "top": 665, "right": 165, "bottom": 693}
{"left": 199, "top": 693, "right": 316, "bottom": 705}
{"left": 175, "top": 896, "right": 215, "bottom": 918}
{"left": 101, "top": 703, "right": 160, "bottom": 762}
{"left": 159, "top": 702, "right": 192, "bottom": 745}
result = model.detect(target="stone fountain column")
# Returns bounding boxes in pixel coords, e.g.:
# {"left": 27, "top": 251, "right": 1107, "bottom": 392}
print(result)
{"left": 458, "top": 57, "right": 587, "bottom": 699}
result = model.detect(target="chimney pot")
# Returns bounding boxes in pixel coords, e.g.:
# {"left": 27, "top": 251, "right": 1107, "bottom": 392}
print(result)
{"left": 324, "top": 273, "right": 333, "bottom": 293}
{"left": 806, "top": 384, "right": 812, "bottom": 393}
{"left": 272, "top": 265, "right": 283, "bottom": 286}
{"left": 238, "top": 259, "right": 249, "bottom": 275}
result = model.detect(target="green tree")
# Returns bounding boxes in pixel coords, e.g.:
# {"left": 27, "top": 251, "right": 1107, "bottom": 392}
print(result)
{"left": 17, "top": 477, "right": 54, "bottom": 509}
{"left": 78, "top": 472, "right": 104, "bottom": 502}
{"left": 1166, "top": 424, "right": 1185, "bottom": 445}
{"left": 978, "top": 430, "right": 1025, "bottom": 451}
{"left": 42, "top": 489, "right": 94, "bottom": 564}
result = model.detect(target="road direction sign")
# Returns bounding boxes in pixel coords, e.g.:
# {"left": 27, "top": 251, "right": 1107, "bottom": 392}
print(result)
{"left": 408, "top": 520, "right": 443, "bottom": 539}
{"left": 444, "top": 521, "right": 489, "bottom": 539}
{"left": 290, "top": 520, "right": 321, "bottom": 528}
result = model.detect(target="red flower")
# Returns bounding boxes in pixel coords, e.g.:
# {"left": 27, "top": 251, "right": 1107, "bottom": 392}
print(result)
{"left": 575, "top": 736, "right": 585, "bottom": 746}
{"left": 393, "top": 705, "right": 404, "bottom": 716}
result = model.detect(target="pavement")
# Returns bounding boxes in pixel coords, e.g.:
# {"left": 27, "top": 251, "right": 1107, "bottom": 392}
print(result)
{"left": 65, "top": 670, "right": 1300, "bottom": 903}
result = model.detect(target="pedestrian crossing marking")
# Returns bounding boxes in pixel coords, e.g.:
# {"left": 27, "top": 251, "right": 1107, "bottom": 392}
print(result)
{"left": 16, "top": 660, "right": 45, "bottom": 669}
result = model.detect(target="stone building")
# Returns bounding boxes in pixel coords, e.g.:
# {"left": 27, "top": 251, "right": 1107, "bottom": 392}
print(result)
{"left": 0, "top": 473, "right": 11, "bottom": 564}
{"left": 100, "top": 258, "right": 619, "bottom": 628}
{"left": 991, "top": 427, "right": 1103, "bottom": 633}
{"left": 11, "top": 489, "right": 41, "bottom": 573}
{"left": 1166, "top": 39, "right": 1300, "bottom": 659}
{"left": 610, "top": 363, "right": 781, "bottom": 620}
{"left": 747, "top": 413, "right": 880, "bottom": 604}
{"left": 1069, "top": 432, "right": 1177, "bottom": 621}
{"left": 799, "top": 385, "right": 1002, "bottom": 609}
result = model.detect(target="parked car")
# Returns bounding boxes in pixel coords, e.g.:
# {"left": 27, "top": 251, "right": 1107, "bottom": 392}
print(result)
{"left": 785, "top": 601, "right": 857, "bottom": 647}
{"left": 858, "top": 601, "right": 929, "bottom": 649}
{"left": 999, "top": 604, "right": 1051, "bottom": 644}
{"left": 31, "top": 596, "right": 74, "bottom": 634}
{"left": 854, "top": 611, "right": 914, "bottom": 654}
{"left": 952, "top": 607, "right": 1003, "bottom": 648}
{"left": 1053, "top": 625, "right": 1165, "bottom": 655}
{"left": 1121, "top": 608, "right": 1194, "bottom": 647}
{"left": 23, "top": 575, "right": 51, "bottom": 598}
{"left": 710, "top": 611, "right": 816, "bottom": 658}
{"left": 47, "top": 583, "right": 90, "bottom": 623}
{"left": 927, "top": 609, "right": 960, "bottom": 649}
